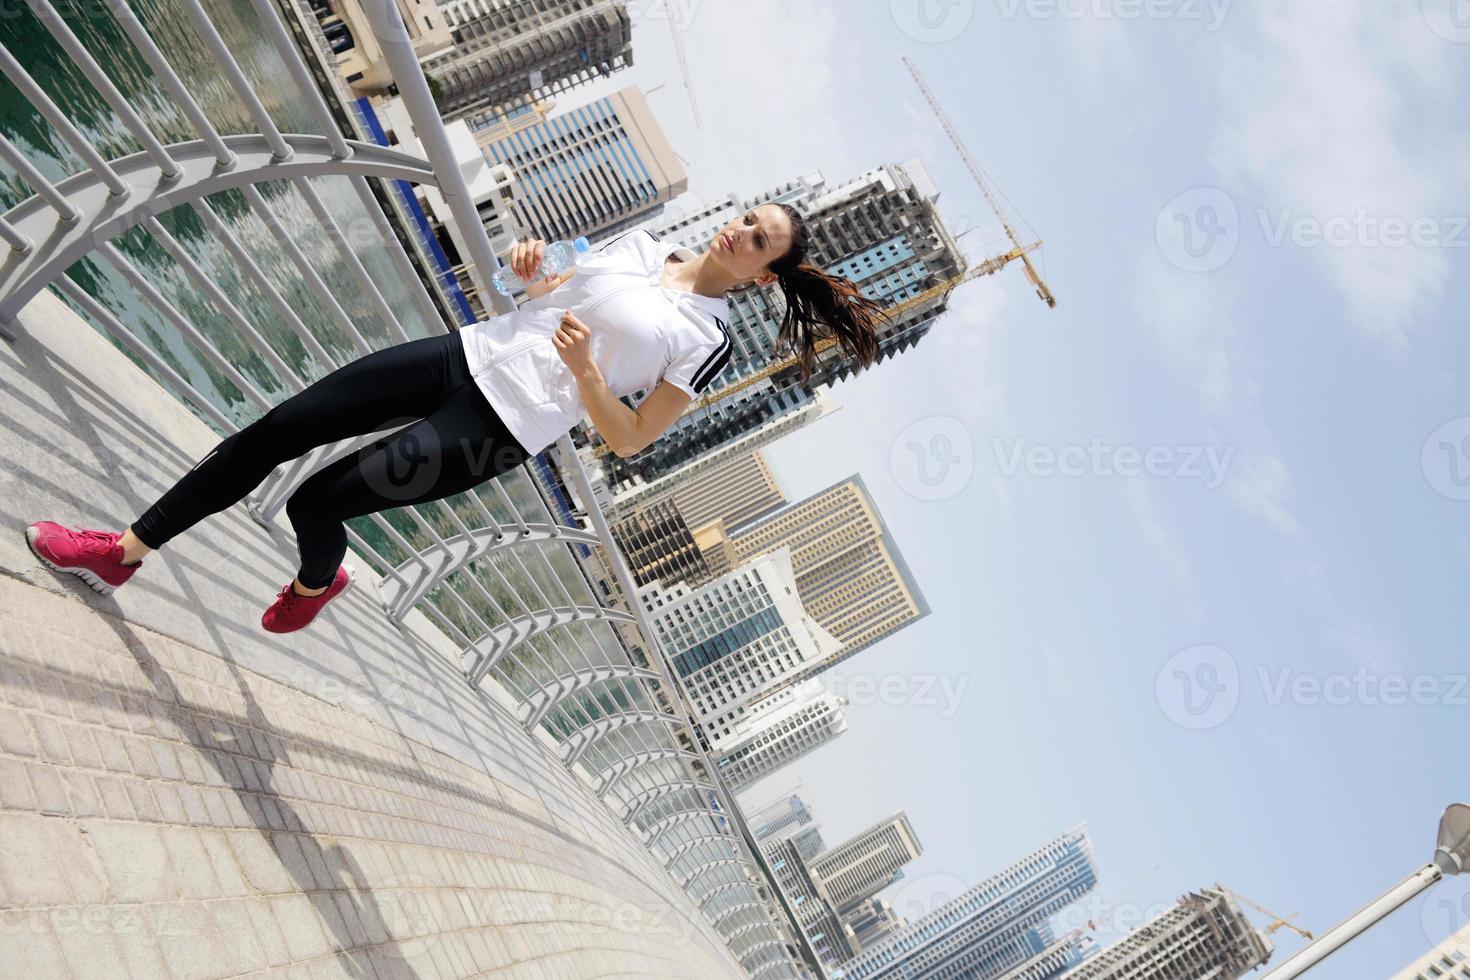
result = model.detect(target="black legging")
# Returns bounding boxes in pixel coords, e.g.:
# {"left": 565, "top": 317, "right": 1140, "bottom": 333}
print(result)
{"left": 130, "top": 329, "right": 531, "bottom": 588}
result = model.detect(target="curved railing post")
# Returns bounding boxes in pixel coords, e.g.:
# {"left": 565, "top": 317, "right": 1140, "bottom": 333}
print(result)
{"left": 355, "top": 0, "right": 513, "bottom": 316}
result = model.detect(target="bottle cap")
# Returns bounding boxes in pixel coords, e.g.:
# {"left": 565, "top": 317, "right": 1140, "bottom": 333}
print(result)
{"left": 573, "top": 236, "right": 591, "bottom": 252}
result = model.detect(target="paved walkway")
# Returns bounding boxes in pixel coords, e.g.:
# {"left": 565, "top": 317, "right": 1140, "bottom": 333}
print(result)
{"left": 0, "top": 293, "right": 749, "bottom": 978}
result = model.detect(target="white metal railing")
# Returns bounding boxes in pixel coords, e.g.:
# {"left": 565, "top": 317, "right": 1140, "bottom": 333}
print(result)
{"left": 0, "top": 1, "right": 821, "bottom": 976}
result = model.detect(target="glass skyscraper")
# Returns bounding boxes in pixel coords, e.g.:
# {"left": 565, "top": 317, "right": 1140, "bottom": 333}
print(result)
{"left": 840, "top": 826, "right": 1100, "bottom": 980}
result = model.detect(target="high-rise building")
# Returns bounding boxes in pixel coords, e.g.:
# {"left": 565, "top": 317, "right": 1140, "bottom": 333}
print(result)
{"left": 598, "top": 159, "right": 965, "bottom": 491}
{"left": 1060, "top": 887, "right": 1272, "bottom": 980}
{"left": 606, "top": 449, "right": 787, "bottom": 588}
{"left": 467, "top": 98, "right": 554, "bottom": 144}
{"left": 729, "top": 474, "right": 930, "bottom": 677}
{"left": 610, "top": 497, "right": 719, "bottom": 590}
{"left": 764, "top": 835, "right": 858, "bottom": 968}
{"left": 790, "top": 823, "right": 827, "bottom": 861}
{"left": 840, "top": 826, "right": 1100, "bottom": 980}
{"left": 427, "top": 0, "right": 633, "bottom": 123}
{"left": 610, "top": 449, "right": 787, "bottom": 534}
{"left": 997, "top": 923, "right": 1091, "bottom": 980}
{"left": 716, "top": 679, "right": 848, "bottom": 790}
{"left": 642, "top": 547, "right": 842, "bottom": 736}
{"left": 748, "top": 790, "right": 815, "bottom": 842}
{"left": 586, "top": 388, "right": 840, "bottom": 510}
{"left": 307, "top": 0, "right": 453, "bottom": 95}
{"left": 480, "top": 87, "right": 686, "bottom": 243}
{"left": 808, "top": 813, "right": 923, "bottom": 913}
{"left": 1393, "top": 920, "right": 1470, "bottom": 979}
{"left": 845, "top": 898, "right": 908, "bottom": 955}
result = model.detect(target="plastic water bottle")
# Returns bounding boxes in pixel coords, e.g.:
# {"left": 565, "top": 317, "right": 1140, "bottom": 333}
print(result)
{"left": 492, "top": 237, "right": 591, "bottom": 296}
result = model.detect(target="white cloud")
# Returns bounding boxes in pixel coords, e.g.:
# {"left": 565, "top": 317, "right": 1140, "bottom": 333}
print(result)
{"left": 1209, "top": 1, "right": 1469, "bottom": 343}
{"left": 607, "top": 0, "right": 864, "bottom": 200}
{"left": 1138, "top": 262, "right": 1237, "bottom": 415}
{"left": 1136, "top": 262, "right": 1299, "bottom": 538}
{"left": 1123, "top": 480, "right": 1192, "bottom": 583}
{"left": 1225, "top": 452, "right": 1300, "bottom": 539}
{"left": 931, "top": 270, "right": 1011, "bottom": 421}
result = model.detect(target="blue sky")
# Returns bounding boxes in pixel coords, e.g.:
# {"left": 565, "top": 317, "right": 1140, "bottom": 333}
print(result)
{"left": 567, "top": 1, "right": 1470, "bottom": 971}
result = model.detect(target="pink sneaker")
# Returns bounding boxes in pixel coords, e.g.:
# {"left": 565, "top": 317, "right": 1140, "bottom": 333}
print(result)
{"left": 261, "top": 565, "right": 354, "bottom": 634}
{"left": 25, "top": 521, "right": 142, "bottom": 595}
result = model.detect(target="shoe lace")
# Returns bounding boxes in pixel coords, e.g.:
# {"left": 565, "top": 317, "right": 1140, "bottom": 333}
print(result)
{"left": 75, "top": 528, "right": 120, "bottom": 555}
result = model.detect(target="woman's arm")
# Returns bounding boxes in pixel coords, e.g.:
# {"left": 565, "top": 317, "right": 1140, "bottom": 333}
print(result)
{"left": 552, "top": 311, "right": 692, "bottom": 458}
{"left": 524, "top": 268, "right": 573, "bottom": 301}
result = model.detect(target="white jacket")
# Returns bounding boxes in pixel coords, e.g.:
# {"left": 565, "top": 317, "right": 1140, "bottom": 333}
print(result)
{"left": 460, "top": 229, "right": 734, "bottom": 456}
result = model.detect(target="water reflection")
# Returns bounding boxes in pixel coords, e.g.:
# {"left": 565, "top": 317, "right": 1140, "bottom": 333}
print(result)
{"left": 0, "top": 0, "right": 440, "bottom": 426}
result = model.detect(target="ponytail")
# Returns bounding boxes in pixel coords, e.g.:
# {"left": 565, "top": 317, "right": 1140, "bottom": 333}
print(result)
{"left": 767, "top": 204, "right": 887, "bottom": 381}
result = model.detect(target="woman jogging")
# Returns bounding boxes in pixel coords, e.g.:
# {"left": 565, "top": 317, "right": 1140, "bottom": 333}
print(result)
{"left": 24, "top": 203, "right": 885, "bottom": 633}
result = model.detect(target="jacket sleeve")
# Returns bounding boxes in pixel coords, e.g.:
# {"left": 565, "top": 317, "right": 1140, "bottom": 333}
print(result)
{"left": 663, "top": 326, "right": 733, "bottom": 398}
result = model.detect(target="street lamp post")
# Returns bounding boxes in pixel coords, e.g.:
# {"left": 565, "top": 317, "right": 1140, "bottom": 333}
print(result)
{"left": 1260, "top": 804, "right": 1470, "bottom": 980}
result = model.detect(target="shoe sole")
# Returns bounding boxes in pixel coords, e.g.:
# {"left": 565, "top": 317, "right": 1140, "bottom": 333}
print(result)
{"left": 25, "top": 525, "right": 120, "bottom": 596}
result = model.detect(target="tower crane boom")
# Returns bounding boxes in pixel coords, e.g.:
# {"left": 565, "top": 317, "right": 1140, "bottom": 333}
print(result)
{"left": 902, "top": 56, "right": 1056, "bottom": 309}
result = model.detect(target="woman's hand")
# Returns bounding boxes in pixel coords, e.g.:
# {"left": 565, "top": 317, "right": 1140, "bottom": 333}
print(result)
{"left": 509, "top": 238, "right": 547, "bottom": 281}
{"left": 552, "top": 310, "right": 595, "bottom": 374}
{"left": 511, "top": 238, "right": 574, "bottom": 300}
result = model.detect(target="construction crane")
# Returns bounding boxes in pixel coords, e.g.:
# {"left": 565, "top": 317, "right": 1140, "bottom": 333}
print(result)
{"left": 903, "top": 55, "right": 1056, "bottom": 310}
{"left": 1230, "top": 890, "right": 1315, "bottom": 942}
{"left": 665, "top": 0, "right": 702, "bottom": 128}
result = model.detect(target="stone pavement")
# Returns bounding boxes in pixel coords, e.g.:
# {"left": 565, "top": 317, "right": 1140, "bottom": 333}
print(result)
{"left": 0, "top": 292, "right": 750, "bottom": 978}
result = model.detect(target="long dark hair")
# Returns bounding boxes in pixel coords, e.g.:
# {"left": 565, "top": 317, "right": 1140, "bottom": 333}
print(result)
{"left": 763, "top": 202, "right": 887, "bottom": 381}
